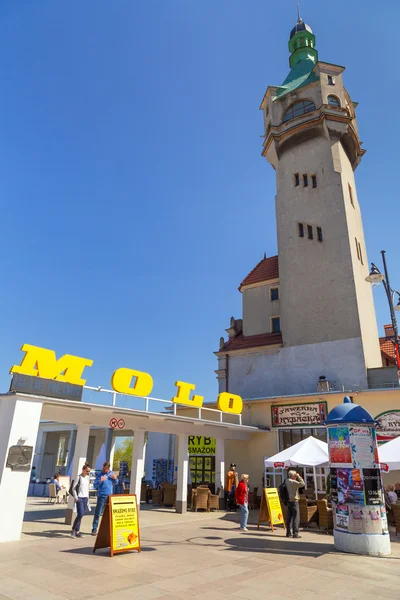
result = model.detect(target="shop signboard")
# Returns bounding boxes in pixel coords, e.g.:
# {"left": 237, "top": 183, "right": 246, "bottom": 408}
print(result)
{"left": 375, "top": 410, "right": 400, "bottom": 442}
{"left": 257, "top": 488, "right": 285, "bottom": 531}
{"left": 188, "top": 436, "right": 216, "bottom": 455}
{"left": 271, "top": 401, "right": 327, "bottom": 427}
{"left": 93, "top": 494, "right": 140, "bottom": 557}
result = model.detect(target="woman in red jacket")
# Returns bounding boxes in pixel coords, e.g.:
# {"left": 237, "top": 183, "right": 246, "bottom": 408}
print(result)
{"left": 235, "top": 474, "right": 249, "bottom": 531}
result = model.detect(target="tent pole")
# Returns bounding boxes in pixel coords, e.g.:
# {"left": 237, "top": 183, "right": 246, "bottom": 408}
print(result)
{"left": 313, "top": 466, "right": 318, "bottom": 500}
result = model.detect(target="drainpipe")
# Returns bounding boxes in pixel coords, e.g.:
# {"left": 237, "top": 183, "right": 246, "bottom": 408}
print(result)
{"left": 226, "top": 354, "right": 229, "bottom": 393}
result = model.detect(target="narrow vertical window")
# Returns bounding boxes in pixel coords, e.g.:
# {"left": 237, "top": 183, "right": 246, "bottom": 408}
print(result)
{"left": 355, "top": 237, "right": 360, "bottom": 260}
{"left": 271, "top": 317, "right": 281, "bottom": 333}
{"left": 348, "top": 183, "right": 355, "bottom": 207}
{"left": 328, "top": 75, "right": 335, "bottom": 85}
{"left": 317, "top": 227, "right": 323, "bottom": 242}
{"left": 294, "top": 173, "right": 300, "bottom": 187}
{"left": 358, "top": 242, "right": 363, "bottom": 264}
{"left": 298, "top": 223, "right": 304, "bottom": 237}
{"left": 270, "top": 288, "right": 279, "bottom": 301}
{"left": 312, "top": 175, "right": 317, "bottom": 188}
{"left": 307, "top": 225, "right": 313, "bottom": 239}
{"left": 303, "top": 174, "right": 308, "bottom": 187}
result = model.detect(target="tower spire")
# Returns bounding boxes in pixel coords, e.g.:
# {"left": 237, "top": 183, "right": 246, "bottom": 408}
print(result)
{"left": 297, "top": 1, "right": 301, "bottom": 22}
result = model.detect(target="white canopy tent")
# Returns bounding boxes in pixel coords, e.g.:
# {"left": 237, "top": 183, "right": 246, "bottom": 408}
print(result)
{"left": 264, "top": 436, "right": 329, "bottom": 498}
{"left": 378, "top": 436, "right": 400, "bottom": 471}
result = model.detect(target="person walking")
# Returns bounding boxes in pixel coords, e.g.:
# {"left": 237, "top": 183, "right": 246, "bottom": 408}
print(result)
{"left": 285, "top": 470, "right": 305, "bottom": 539}
{"left": 236, "top": 474, "right": 249, "bottom": 531}
{"left": 71, "top": 463, "right": 91, "bottom": 538}
{"left": 91, "top": 461, "right": 118, "bottom": 535}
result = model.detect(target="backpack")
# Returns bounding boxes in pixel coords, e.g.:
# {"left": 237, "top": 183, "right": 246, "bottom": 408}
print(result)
{"left": 278, "top": 479, "right": 289, "bottom": 506}
{"left": 69, "top": 476, "right": 81, "bottom": 496}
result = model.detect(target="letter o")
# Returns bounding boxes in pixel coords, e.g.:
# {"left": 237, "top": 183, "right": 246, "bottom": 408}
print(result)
{"left": 217, "top": 392, "right": 243, "bottom": 415}
{"left": 111, "top": 368, "right": 153, "bottom": 397}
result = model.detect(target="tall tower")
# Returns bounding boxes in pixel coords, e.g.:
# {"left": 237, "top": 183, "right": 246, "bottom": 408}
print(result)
{"left": 259, "top": 17, "right": 382, "bottom": 388}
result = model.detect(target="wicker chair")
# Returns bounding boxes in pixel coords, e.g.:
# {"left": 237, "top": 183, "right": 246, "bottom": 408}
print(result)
{"left": 248, "top": 487, "right": 258, "bottom": 510}
{"left": 152, "top": 489, "right": 163, "bottom": 506}
{"left": 162, "top": 484, "right": 177, "bottom": 507}
{"left": 317, "top": 499, "right": 333, "bottom": 532}
{"left": 209, "top": 487, "right": 221, "bottom": 511}
{"left": 193, "top": 487, "right": 210, "bottom": 512}
{"left": 299, "top": 497, "right": 318, "bottom": 527}
{"left": 391, "top": 504, "right": 400, "bottom": 535}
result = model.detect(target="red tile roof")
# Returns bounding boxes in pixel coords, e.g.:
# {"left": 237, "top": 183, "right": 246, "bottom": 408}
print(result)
{"left": 379, "top": 325, "right": 396, "bottom": 366}
{"left": 219, "top": 331, "right": 282, "bottom": 352}
{"left": 239, "top": 255, "right": 279, "bottom": 291}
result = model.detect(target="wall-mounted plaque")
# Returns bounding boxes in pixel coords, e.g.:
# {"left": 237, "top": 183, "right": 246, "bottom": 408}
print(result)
{"left": 10, "top": 373, "right": 83, "bottom": 401}
{"left": 6, "top": 445, "right": 33, "bottom": 471}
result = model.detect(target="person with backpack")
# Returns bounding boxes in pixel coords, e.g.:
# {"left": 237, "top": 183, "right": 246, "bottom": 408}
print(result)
{"left": 70, "top": 463, "right": 91, "bottom": 538}
{"left": 284, "top": 470, "right": 305, "bottom": 538}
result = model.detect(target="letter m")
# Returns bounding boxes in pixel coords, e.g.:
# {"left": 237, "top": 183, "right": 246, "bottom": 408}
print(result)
{"left": 10, "top": 344, "right": 93, "bottom": 386}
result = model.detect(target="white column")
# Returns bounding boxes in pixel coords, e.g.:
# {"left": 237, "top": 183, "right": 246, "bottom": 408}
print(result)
{"left": 129, "top": 431, "right": 146, "bottom": 507}
{"left": 105, "top": 428, "right": 114, "bottom": 465}
{"left": 33, "top": 429, "right": 46, "bottom": 479}
{"left": 65, "top": 424, "right": 90, "bottom": 525}
{"left": 215, "top": 438, "right": 225, "bottom": 508}
{"left": 176, "top": 433, "right": 188, "bottom": 514}
{"left": 65, "top": 429, "right": 76, "bottom": 474}
{"left": 0, "top": 396, "right": 43, "bottom": 542}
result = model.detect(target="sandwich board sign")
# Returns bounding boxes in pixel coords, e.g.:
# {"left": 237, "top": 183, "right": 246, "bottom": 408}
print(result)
{"left": 93, "top": 494, "right": 140, "bottom": 557}
{"left": 257, "top": 488, "right": 285, "bottom": 531}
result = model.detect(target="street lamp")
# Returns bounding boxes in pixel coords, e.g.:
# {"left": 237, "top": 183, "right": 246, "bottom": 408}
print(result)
{"left": 366, "top": 250, "right": 400, "bottom": 369}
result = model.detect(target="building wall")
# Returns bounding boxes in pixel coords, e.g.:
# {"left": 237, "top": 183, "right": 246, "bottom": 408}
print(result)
{"left": 225, "top": 389, "right": 400, "bottom": 490}
{"left": 225, "top": 336, "right": 367, "bottom": 398}
{"left": 242, "top": 282, "right": 280, "bottom": 336}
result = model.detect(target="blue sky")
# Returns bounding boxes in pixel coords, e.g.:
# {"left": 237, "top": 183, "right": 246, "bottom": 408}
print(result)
{"left": 0, "top": 1, "right": 399, "bottom": 402}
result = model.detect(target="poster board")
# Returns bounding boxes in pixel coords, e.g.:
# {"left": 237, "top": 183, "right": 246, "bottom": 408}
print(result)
{"left": 257, "top": 488, "right": 285, "bottom": 531}
{"left": 58, "top": 476, "right": 70, "bottom": 490}
{"left": 93, "top": 494, "right": 140, "bottom": 557}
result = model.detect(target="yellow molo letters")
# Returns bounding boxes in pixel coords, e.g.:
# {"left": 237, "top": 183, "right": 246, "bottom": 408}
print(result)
{"left": 10, "top": 344, "right": 93, "bottom": 386}
{"left": 111, "top": 368, "right": 153, "bottom": 397}
{"left": 217, "top": 392, "right": 243, "bottom": 415}
{"left": 172, "top": 381, "right": 204, "bottom": 408}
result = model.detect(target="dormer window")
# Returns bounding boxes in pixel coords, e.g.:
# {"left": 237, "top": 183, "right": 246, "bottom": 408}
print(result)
{"left": 282, "top": 99, "right": 316, "bottom": 123}
{"left": 327, "top": 95, "right": 341, "bottom": 107}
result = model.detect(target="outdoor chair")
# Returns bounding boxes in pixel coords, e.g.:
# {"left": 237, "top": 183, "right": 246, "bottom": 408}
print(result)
{"left": 317, "top": 499, "right": 333, "bottom": 532}
{"left": 141, "top": 483, "right": 149, "bottom": 503}
{"left": 151, "top": 489, "right": 163, "bottom": 506}
{"left": 162, "top": 484, "right": 176, "bottom": 507}
{"left": 209, "top": 487, "right": 221, "bottom": 511}
{"left": 47, "top": 483, "right": 67, "bottom": 504}
{"left": 193, "top": 487, "right": 210, "bottom": 512}
{"left": 391, "top": 504, "right": 400, "bottom": 536}
{"left": 299, "top": 497, "right": 318, "bottom": 527}
{"left": 248, "top": 487, "right": 258, "bottom": 510}
{"left": 304, "top": 488, "right": 316, "bottom": 501}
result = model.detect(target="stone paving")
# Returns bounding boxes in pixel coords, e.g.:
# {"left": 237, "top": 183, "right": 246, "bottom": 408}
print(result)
{"left": 0, "top": 498, "right": 399, "bottom": 599}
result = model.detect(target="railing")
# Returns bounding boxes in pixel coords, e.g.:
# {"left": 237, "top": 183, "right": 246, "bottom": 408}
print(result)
{"left": 83, "top": 386, "right": 243, "bottom": 426}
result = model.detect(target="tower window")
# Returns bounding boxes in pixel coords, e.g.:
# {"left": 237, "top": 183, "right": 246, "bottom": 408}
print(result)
{"left": 303, "top": 174, "right": 308, "bottom": 187}
{"left": 348, "top": 183, "right": 355, "bottom": 207}
{"left": 298, "top": 223, "right": 304, "bottom": 237}
{"left": 307, "top": 225, "right": 313, "bottom": 239}
{"left": 358, "top": 242, "right": 363, "bottom": 265}
{"left": 317, "top": 227, "right": 323, "bottom": 242}
{"left": 311, "top": 174, "right": 317, "bottom": 188}
{"left": 270, "top": 287, "right": 279, "bottom": 301}
{"left": 271, "top": 317, "right": 281, "bottom": 333}
{"left": 328, "top": 75, "right": 335, "bottom": 85}
{"left": 294, "top": 173, "right": 300, "bottom": 187}
{"left": 328, "top": 95, "right": 341, "bottom": 107}
{"left": 355, "top": 237, "right": 360, "bottom": 261}
{"left": 282, "top": 99, "right": 316, "bottom": 123}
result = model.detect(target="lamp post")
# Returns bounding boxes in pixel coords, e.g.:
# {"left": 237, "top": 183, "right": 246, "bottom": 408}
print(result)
{"left": 366, "top": 250, "right": 400, "bottom": 369}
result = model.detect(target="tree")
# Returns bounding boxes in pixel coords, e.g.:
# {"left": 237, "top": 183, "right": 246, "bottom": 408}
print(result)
{"left": 113, "top": 437, "right": 133, "bottom": 471}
